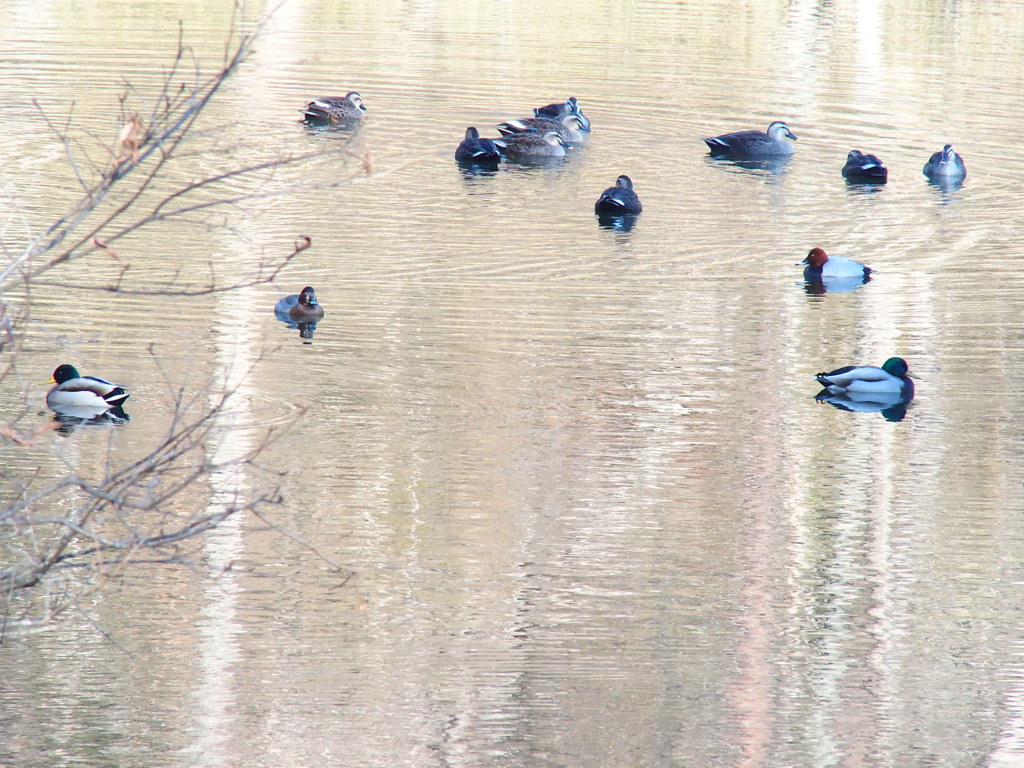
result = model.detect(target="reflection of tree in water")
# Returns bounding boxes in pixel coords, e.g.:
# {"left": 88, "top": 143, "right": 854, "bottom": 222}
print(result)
{"left": 0, "top": 11, "right": 354, "bottom": 627}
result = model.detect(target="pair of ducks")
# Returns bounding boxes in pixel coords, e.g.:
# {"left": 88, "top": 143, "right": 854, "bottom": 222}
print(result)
{"left": 47, "top": 353, "right": 914, "bottom": 415}
{"left": 456, "top": 97, "right": 592, "bottom": 162}
{"left": 703, "top": 121, "right": 967, "bottom": 182}
{"left": 46, "top": 287, "right": 325, "bottom": 416}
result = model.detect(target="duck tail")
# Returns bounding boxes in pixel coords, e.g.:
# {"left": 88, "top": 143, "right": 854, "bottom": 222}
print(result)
{"left": 104, "top": 388, "right": 131, "bottom": 406}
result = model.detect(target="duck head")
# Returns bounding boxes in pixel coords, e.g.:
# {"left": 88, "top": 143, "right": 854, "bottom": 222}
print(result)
{"left": 768, "top": 121, "right": 797, "bottom": 141}
{"left": 49, "top": 364, "right": 82, "bottom": 384}
{"left": 881, "top": 357, "right": 913, "bottom": 378}
{"left": 298, "top": 286, "right": 319, "bottom": 307}
{"left": 802, "top": 248, "right": 829, "bottom": 268}
{"left": 344, "top": 92, "right": 366, "bottom": 111}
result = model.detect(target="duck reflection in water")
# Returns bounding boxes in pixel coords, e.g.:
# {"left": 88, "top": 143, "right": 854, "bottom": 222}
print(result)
{"left": 704, "top": 154, "right": 793, "bottom": 178}
{"left": 814, "top": 391, "right": 912, "bottom": 422}
{"left": 50, "top": 403, "right": 131, "bottom": 433}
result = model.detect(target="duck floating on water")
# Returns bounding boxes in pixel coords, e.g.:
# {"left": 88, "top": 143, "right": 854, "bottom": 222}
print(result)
{"left": 455, "top": 127, "right": 501, "bottom": 164}
{"left": 923, "top": 143, "right": 966, "bottom": 181}
{"left": 45, "top": 364, "right": 130, "bottom": 411}
{"left": 497, "top": 114, "right": 588, "bottom": 144}
{"left": 301, "top": 92, "right": 366, "bottom": 125}
{"left": 842, "top": 150, "right": 888, "bottom": 183}
{"left": 595, "top": 175, "right": 642, "bottom": 216}
{"left": 275, "top": 286, "right": 325, "bottom": 322}
{"left": 801, "top": 248, "right": 872, "bottom": 282}
{"left": 533, "top": 97, "right": 591, "bottom": 132}
{"left": 493, "top": 130, "right": 567, "bottom": 159}
{"left": 815, "top": 357, "right": 915, "bottom": 399}
{"left": 703, "top": 121, "right": 797, "bottom": 157}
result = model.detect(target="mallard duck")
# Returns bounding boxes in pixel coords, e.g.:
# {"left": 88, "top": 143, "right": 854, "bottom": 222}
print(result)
{"left": 454, "top": 127, "right": 501, "bottom": 164}
{"left": 45, "top": 364, "right": 130, "bottom": 410}
{"left": 301, "top": 93, "right": 366, "bottom": 124}
{"left": 497, "top": 114, "right": 587, "bottom": 143}
{"left": 842, "top": 150, "right": 888, "bottom": 182}
{"left": 816, "top": 357, "right": 915, "bottom": 398}
{"left": 923, "top": 144, "right": 966, "bottom": 180}
{"left": 801, "top": 248, "right": 872, "bottom": 281}
{"left": 275, "top": 286, "right": 325, "bottom": 321}
{"left": 595, "top": 175, "right": 642, "bottom": 215}
{"left": 533, "top": 96, "right": 591, "bottom": 132}
{"left": 493, "top": 131, "right": 566, "bottom": 159}
{"left": 703, "top": 121, "right": 797, "bottom": 157}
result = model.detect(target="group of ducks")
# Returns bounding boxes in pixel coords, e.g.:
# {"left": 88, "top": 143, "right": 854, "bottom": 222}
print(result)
{"left": 701, "top": 119, "right": 967, "bottom": 185}
{"left": 45, "top": 98, "right": 937, "bottom": 425}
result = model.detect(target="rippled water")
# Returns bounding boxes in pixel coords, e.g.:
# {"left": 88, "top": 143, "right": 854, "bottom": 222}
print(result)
{"left": 3, "top": 0, "right": 1024, "bottom": 766}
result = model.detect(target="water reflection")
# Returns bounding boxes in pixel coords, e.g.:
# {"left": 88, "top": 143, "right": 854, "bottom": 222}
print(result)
{"left": 703, "top": 154, "right": 793, "bottom": 177}
{"left": 802, "top": 274, "right": 871, "bottom": 295}
{"left": 49, "top": 403, "right": 131, "bottom": 431}
{"left": 813, "top": 390, "right": 913, "bottom": 422}
{"left": 596, "top": 213, "right": 639, "bottom": 232}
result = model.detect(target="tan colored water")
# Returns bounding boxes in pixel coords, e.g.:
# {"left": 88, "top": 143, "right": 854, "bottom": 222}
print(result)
{"left": 3, "top": 0, "right": 1024, "bottom": 766}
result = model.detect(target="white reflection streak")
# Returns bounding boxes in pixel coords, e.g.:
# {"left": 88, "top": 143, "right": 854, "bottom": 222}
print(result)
{"left": 187, "top": 300, "right": 258, "bottom": 766}
{"left": 989, "top": 633, "right": 1024, "bottom": 766}
{"left": 854, "top": 0, "right": 883, "bottom": 93}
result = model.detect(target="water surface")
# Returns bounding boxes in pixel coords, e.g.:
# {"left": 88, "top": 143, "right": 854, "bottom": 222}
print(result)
{"left": 2, "top": 0, "right": 1024, "bottom": 766}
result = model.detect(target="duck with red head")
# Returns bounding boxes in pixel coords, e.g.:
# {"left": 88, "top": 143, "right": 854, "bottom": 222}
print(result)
{"left": 275, "top": 286, "right": 325, "bottom": 322}
{"left": 801, "top": 247, "right": 872, "bottom": 281}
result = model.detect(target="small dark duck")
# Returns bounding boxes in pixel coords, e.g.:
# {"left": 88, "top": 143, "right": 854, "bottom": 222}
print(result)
{"left": 594, "top": 175, "right": 642, "bottom": 216}
{"left": 455, "top": 127, "right": 502, "bottom": 164}
{"left": 842, "top": 150, "right": 888, "bottom": 182}
{"left": 275, "top": 286, "right": 325, "bottom": 322}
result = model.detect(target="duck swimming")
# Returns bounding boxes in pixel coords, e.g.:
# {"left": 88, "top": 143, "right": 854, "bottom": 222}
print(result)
{"left": 45, "top": 364, "right": 130, "bottom": 410}
{"left": 594, "top": 175, "right": 642, "bottom": 216}
{"left": 275, "top": 286, "right": 325, "bottom": 322}
{"left": 923, "top": 144, "right": 966, "bottom": 181}
{"left": 703, "top": 121, "right": 797, "bottom": 157}
{"left": 842, "top": 150, "right": 888, "bottom": 183}
{"left": 497, "top": 114, "right": 587, "bottom": 143}
{"left": 455, "top": 127, "right": 501, "bottom": 164}
{"left": 801, "top": 248, "right": 872, "bottom": 281}
{"left": 301, "top": 92, "right": 366, "bottom": 124}
{"left": 815, "top": 357, "right": 915, "bottom": 399}
{"left": 533, "top": 97, "right": 591, "bottom": 132}
{"left": 493, "top": 130, "right": 566, "bottom": 159}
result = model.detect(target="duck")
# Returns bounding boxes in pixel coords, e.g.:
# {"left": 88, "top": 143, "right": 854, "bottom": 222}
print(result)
{"left": 45, "top": 364, "right": 130, "bottom": 410}
{"left": 497, "top": 114, "right": 587, "bottom": 143}
{"left": 301, "top": 92, "right": 366, "bottom": 124}
{"left": 493, "top": 131, "right": 566, "bottom": 159}
{"left": 842, "top": 150, "right": 888, "bottom": 182}
{"left": 923, "top": 144, "right": 966, "bottom": 181}
{"left": 275, "top": 286, "right": 325, "bottom": 322}
{"left": 455, "top": 127, "right": 501, "bottom": 164}
{"left": 533, "top": 96, "right": 591, "bottom": 132}
{"left": 801, "top": 247, "right": 872, "bottom": 281}
{"left": 703, "top": 120, "right": 797, "bottom": 157}
{"left": 595, "top": 175, "right": 642, "bottom": 215}
{"left": 815, "top": 357, "right": 915, "bottom": 399}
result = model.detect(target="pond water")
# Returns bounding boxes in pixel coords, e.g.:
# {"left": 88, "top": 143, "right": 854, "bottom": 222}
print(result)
{"left": 3, "top": 0, "right": 1024, "bottom": 766}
